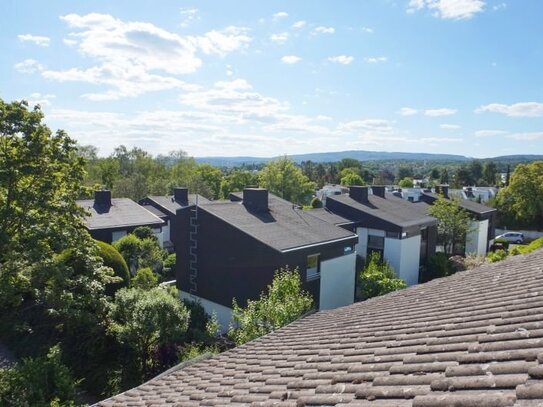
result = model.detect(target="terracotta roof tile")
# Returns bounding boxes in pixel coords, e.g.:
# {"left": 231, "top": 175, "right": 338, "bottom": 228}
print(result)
{"left": 96, "top": 249, "right": 543, "bottom": 407}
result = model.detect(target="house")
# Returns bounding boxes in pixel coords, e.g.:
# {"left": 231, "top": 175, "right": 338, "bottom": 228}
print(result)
{"left": 324, "top": 185, "right": 437, "bottom": 286}
{"left": 460, "top": 186, "right": 498, "bottom": 203}
{"left": 77, "top": 190, "right": 165, "bottom": 245}
{"left": 97, "top": 248, "right": 543, "bottom": 407}
{"left": 175, "top": 188, "right": 358, "bottom": 329}
{"left": 420, "top": 185, "right": 497, "bottom": 256}
{"left": 139, "top": 188, "right": 209, "bottom": 251}
{"left": 315, "top": 184, "right": 349, "bottom": 203}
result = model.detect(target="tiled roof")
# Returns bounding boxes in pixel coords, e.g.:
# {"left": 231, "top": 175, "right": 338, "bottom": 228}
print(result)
{"left": 145, "top": 195, "right": 209, "bottom": 216}
{"left": 199, "top": 197, "right": 357, "bottom": 252}
{"left": 98, "top": 249, "right": 543, "bottom": 407}
{"left": 77, "top": 198, "right": 164, "bottom": 230}
{"left": 328, "top": 194, "right": 437, "bottom": 229}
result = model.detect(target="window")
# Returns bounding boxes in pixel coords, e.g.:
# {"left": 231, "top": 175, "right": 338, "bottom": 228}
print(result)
{"left": 368, "top": 235, "right": 384, "bottom": 249}
{"left": 306, "top": 254, "right": 320, "bottom": 281}
{"left": 386, "top": 231, "right": 400, "bottom": 239}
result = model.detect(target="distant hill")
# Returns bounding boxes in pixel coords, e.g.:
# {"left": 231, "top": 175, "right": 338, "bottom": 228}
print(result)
{"left": 195, "top": 150, "right": 470, "bottom": 167}
{"left": 195, "top": 150, "right": 543, "bottom": 167}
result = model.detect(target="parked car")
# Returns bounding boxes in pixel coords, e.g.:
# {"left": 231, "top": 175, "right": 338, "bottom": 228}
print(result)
{"left": 496, "top": 232, "right": 524, "bottom": 244}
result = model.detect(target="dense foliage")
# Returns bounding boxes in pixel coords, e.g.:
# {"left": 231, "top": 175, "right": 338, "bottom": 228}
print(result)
{"left": 358, "top": 252, "right": 407, "bottom": 299}
{"left": 229, "top": 267, "right": 313, "bottom": 345}
{"left": 428, "top": 198, "right": 472, "bottom": 256}
{"left": 421, "top": 253, "right": 456, "bottom": 283}
{"left": 95, "top": 240, "right": 130, "bottom": 294}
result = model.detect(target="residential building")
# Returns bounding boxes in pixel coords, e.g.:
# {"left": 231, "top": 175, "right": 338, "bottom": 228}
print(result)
{"left": 315, "top": 184, "right": 349, "bottom": 203}
{"left": 77, "top": 190, "right": 164, "bottom": 245}
{"left": 324, "top": 185, "right": 437, "bottom": 286}
{"left": 419, "top": 185, "right": 497, "bottom": 256}
{"left": 97, "top": 247, "right": 543, "bottom": 407}
{"left": 175, "top": 188, "right": 358, "bottom": 329}
{"left": 139, "top": 187, "right": 209, "bottom": 251}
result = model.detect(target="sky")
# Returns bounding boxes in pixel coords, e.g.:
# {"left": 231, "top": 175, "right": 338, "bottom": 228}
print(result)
{"left": 1, "top": 0, "right": 543, "bottom": 158}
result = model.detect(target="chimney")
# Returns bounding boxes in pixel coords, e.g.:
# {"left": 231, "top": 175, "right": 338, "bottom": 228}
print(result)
{"left": 94, "top": 190, "right": 111, "bottom": 206}
{"left": 436, "top": 184, "right": 449, "bottom": 199}
{"left": 243, "top": 188, "right": 268, "bottom": 212}
{"left": 349, "top": 186, "right": 369, "bottom": 203}
{"left": 173, "top": 187, "right": 189, "bottom": 205}
{"left": 372, "top": 185, "right": 386, "bottom": 198}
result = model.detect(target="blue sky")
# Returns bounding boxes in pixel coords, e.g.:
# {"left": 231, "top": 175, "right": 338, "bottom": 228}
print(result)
{"left": 1, "top": 0, "right": 543, "bottom": 158}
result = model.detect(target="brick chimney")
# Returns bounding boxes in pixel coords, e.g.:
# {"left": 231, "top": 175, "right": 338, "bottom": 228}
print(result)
{"left": 94, "top": 190, "right": 111, "bottom": 206}
{"left": 372, "top": 185, "right": 386, "bottom": 198}
{"left": 173, "top": 187, "right": 189, "bottom": 205}
{"left": 243, "top": 188, "right": 268, "bottom": 212}
{"left": 349, "top": 186, "right": 369, "bottom": 203}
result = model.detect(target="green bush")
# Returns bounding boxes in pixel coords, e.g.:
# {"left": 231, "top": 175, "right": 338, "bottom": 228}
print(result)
{"left": 133, "top": 226, "right": 157, "bottom": 242}
{"left": 358, "top": 252, "right": 407, "bottom": 299}
{"left": 487, "top": 249, "right": 508, "bottom": 263}
{"left": 421, "top": 253, "right": 456, "bottom": 283}
{"left": 510, "top": 237, "right": 543, "bottom": 255}
{"left": 310, "top": 197, "right": 323, "bottom": 208}
{"left": 131, "top": 267, "right": 158, "bottom": 290}
{"left": 95, "top": 240, "right": 130, "bottom": 295}
{"left": 0, "top": 345, "right": 80, "bottom": 407}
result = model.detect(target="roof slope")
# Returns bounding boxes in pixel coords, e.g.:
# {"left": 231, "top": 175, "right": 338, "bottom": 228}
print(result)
{"left": 328, "top": 194, "right": 436, "bottom": 228}
{"left": 421, "top": 192, "right": 496, "bottom": 215}
{"left": 98, "top": 249, "right": 543, "bottom": 407}
{"left": 199, "top": 197, "right": 357, "bottom": 252}
{"left": 144, "top": 194, "right": 209, "bottom": 216}
{"left": 77, "top": 198, "right": 164, "bottom": 230}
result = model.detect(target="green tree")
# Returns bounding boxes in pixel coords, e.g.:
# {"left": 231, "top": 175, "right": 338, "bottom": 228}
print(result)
{"left": 113, "top": 234, "right": 142, "bottom": 275}
{"left": 396, "top": 166, "right": 414, "bottom": 182}
{"left": 482, "top": 161, "right": 497, "bottom": 186}
{"left": 340, "top": 172, "right": 365, "bottom": 186}
{"left": 469, "top": 160, "right": 483, "bottom": 184}
{"left": 95, "top": 240, "right": 130, "bottom": 294}
{"left": 310, "top": 197, "right": 323, "bottom": 208}
{"left": 398, "top": 177, "right": 414, "bottom": 188}
{"left": 358, "top": 252, "right": 406, "bottom": 299}
{"left": 220, "top": 170, "right": 257, "bottom": 198}
{"left": 428, "top": 198, "right": 472, "bottom": 256}
{"left": 131, "top": 267, "right": 158, "bottom": 290}
{"left": 495, "top": 161, "right": 543, "bottom": 228}
{"left": 109, "top": 287, "right": 190, "bottom": 380}
{"left": 258, "top": 157, "right": 316, "bottom": 204}
{"left": 228, "top": 267, "right": 313, "bottom": 345}
{"left": 0, "top": 345, "right": 80, "bottom": 407}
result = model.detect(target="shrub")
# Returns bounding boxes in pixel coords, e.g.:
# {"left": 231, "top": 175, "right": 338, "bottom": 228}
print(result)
{"left": 510, "top": 237, "right": 543, "bottom": 255}
{"left": 95, "top": 240, "right": 130, "bottom": 295}
{"left": 310, "top": 197, "right": 323, "bottom": 208}
{"left": 113, "top": 234, "right": 142, "bottom": 275}
{"left": 421, "top": 253, "right": 455, "bottom": 283}
{"left": 358, "top": 252, "right": 407, "bottom": 299}
{"left": 178, "top": 343, "right": 219, "bottom": 363}
{"left": 0, "top": 345, "right": 80, "bottom": 407}
{"left": 487, "top": 249, "right": 508, "bottom": 263}
{"left": 131, "top": 268, "right": 158, "bottom": 290}
{"left": 133, "top": 226, "right": 157, "bottom": 242}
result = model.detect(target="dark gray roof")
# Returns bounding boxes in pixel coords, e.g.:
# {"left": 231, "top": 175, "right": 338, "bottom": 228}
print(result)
{"left": 199, "top": 197, "right": 357, "bottom": 252}
{"left": 305, "top": 208, "right": 354, "bottom": 226}
{"left": 329, "top": 193, "right": 437, "bottom": 228}
{"left": 145, "top": 194, "right": 209, "bottom": 216}
{"left": 77, "top": 198, "right": 164, "bottom": 230}
{"left": 98, "top": 249, "right": 543, "bottom": 407}
{"left": 421, "top": 192, "right": 496, "bottom": 215}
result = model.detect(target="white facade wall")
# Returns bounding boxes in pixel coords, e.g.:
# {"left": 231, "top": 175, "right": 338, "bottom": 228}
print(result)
{"left": 180, "top": 291, "right": 233, "bottom": 334}
{"left": 153, "top": 227, "right": 164, "bottom": 248}
{"left": 466, "top": 219, "right": 489, "bottom": 256}
{"left": 162, "top": 221, "right": 170, "bottom": 242}
{"left": 319, "top": 253, "right": 357, "bottom": 310}
{"left": 384, "top": 235, "right": 421, "bottom": 286}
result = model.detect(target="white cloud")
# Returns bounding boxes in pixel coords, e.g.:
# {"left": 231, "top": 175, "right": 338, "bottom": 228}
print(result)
{"left": 328, "top": 55, "right": 354, "bottom": 65}
{"left": 365, "top": 56, "right": 388, "bottom": 63}
{"left": 399, "top": 107, "right": 419, "bottom": 116}
{"left": 273, "top": 11, "right": 288, "bottom": 20}
{"left": 407, "top": 0, "right": 485, "bottom": 20}
{"left": 506, "top": 132, "right": 543, "bottom": 141}
{"left": 14, "top": 59, "right": 45, "bottom": 74}
{"left": 18, "top": 34, "right": 50, "bottom": 47}
{"left": 292, "top": 20, "right": 306, "bottom": 29}
{"left": 270, "top": 32, "right": 289, "bottom": 44}
{"left": 493, "top": 2, "right": 506, "bottom": 11}
{"left": 424, "top": 108, "right": 457, "bottom": 116}
{"left": 180, "top": 8, "right": 199, "bottom": 28}
{"left": 475, "top": 102, "right": 543, "bottom": 117}
{"left": 26, "top": 93, "right": 56, "bottom": 107}
{"left": 362, "top": 26, "right": 374, "bottom": 33}
{"left": 420, "top": 137, "right": 463, "bottom": 143}
{"left": 475, "top": 129, "right": 508, "bottom": 137}
{"left": 44, "top": 13, "right": 251, "bottom": 100}
{"left": 313, "top": 26, "right": 335, "bottom": 34}
{"left": 281, "top": 55, "right": 301, "bottom": 64}
{"left": 440, "top": 124, "right": 461, "bottom": 129}
{"left": 337, "top": 119, "right": 394, "bottom": 133}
